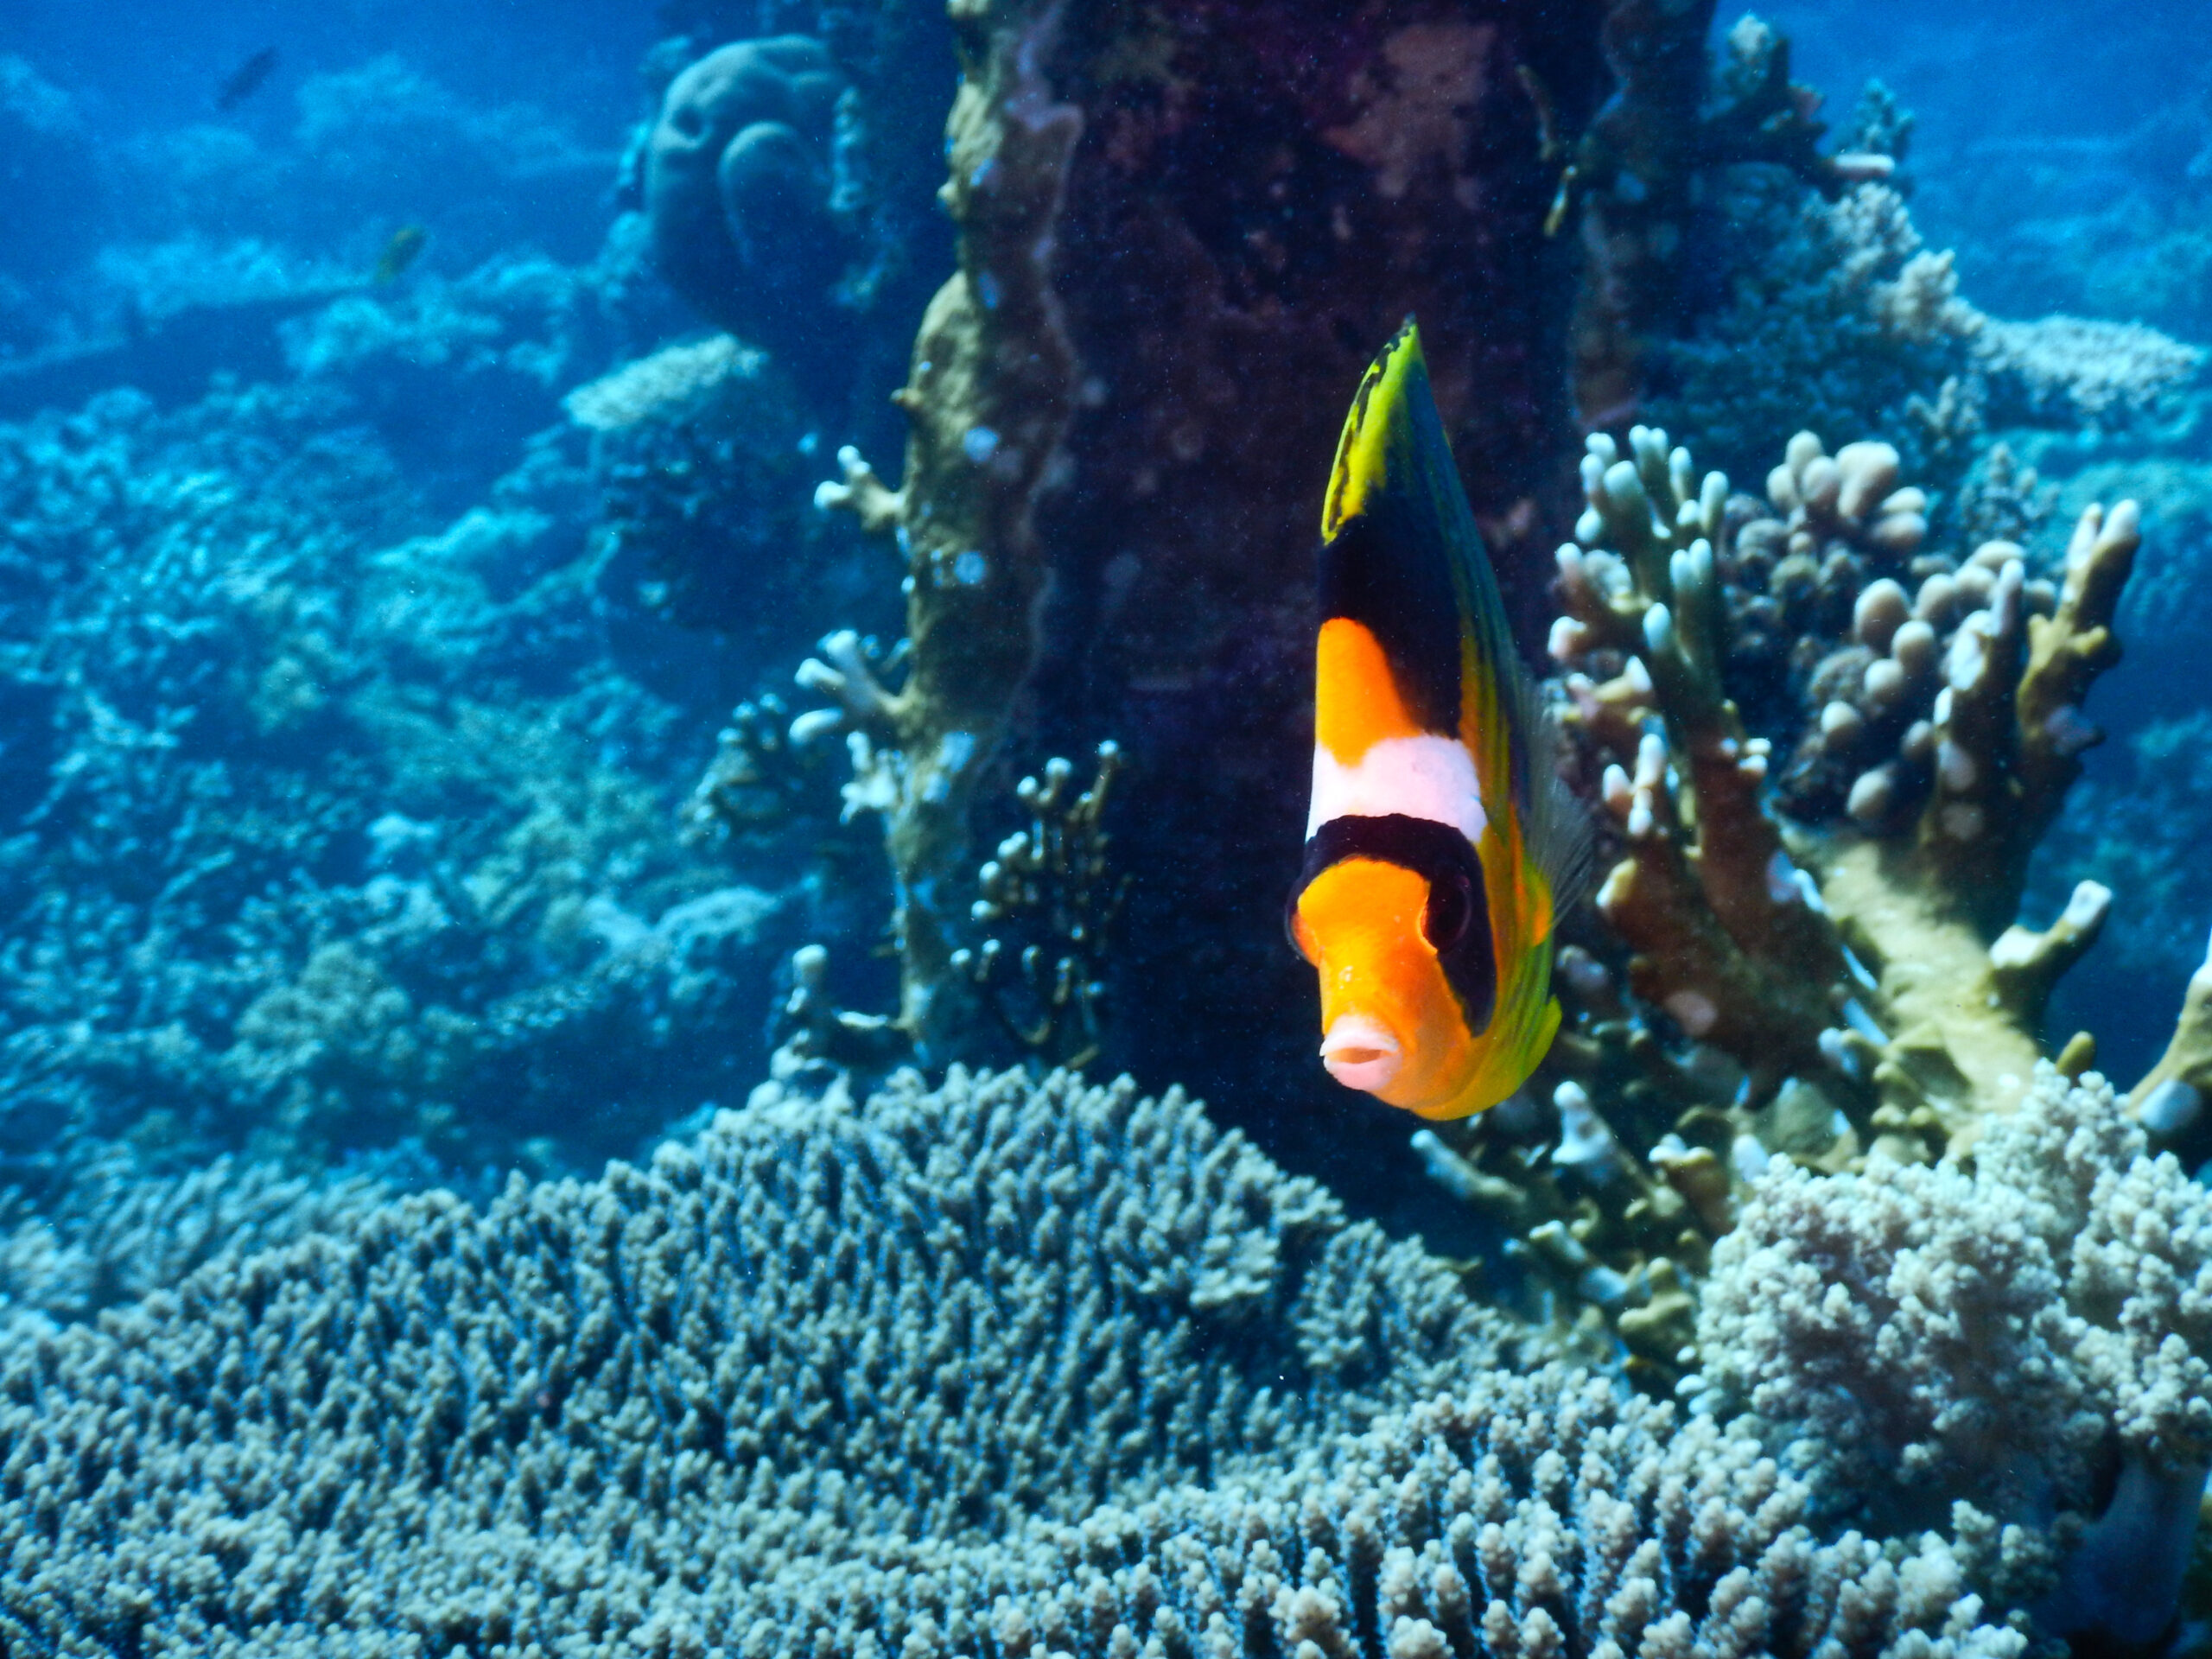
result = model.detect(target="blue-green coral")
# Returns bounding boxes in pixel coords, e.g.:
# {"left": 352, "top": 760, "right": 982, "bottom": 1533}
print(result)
{"left": 0, "top": 1066, "right": 2032, "bottom": 1659}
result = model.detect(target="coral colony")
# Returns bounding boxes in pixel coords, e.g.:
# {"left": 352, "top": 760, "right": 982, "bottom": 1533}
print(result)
{"left": 0, "top": 1, "right": 2209, "bottom": 1656}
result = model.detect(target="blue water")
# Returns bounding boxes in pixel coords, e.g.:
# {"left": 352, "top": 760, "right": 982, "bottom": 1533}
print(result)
{"left": 2, "top": 3, "right": 2210, "bottom": 1651}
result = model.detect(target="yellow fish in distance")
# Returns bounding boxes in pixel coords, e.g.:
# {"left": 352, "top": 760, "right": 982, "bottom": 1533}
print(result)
{"left": 1287, "top": 320, "right": 1586, "bottom": 1119}
{"left": 374, "top": 225, "right": 429, "bottom": 287}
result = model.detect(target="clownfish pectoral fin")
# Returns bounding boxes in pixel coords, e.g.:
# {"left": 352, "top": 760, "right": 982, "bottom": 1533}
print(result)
{"left": 1319, "top": 319, "right": 1590, "bottom": 916}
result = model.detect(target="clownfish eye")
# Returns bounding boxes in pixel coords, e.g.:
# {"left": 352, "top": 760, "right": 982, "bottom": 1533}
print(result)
{"left": 1422, "top": 872, "right": 1472, "bottom": 953}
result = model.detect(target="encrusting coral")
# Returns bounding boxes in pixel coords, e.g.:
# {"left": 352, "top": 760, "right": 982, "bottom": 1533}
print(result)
{"left": 0, "top": 1065, "right": 2036, "bottom": 1659}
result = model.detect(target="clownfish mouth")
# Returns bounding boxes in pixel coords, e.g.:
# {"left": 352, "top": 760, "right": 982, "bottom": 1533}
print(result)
{"left": 1321, "top": 1014, "right": 1403, "bottom": 1093}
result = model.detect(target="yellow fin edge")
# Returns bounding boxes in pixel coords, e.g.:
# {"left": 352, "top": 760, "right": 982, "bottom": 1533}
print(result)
{"left": 1321, "top": 317, "right": 1424, "bottom": 542}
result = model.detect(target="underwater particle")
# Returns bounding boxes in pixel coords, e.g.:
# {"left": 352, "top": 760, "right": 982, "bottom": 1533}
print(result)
{"left": 952, "top": 549, "right": 988, "bottom": 586}
{"left": 962, "top": 425, "right": 1000, "bottom": 463}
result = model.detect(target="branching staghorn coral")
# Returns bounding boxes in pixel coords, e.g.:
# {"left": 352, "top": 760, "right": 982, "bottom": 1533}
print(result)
{"left": 0, "top": 1064, "right": 2040, "bottom": 1659}
{"left": 1555, "top": 423, "right": 2140, "bottom": 1137}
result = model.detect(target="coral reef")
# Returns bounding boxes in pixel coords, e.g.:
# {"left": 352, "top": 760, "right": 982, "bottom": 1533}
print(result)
{"left": 1635, "top": 29, "right": 2202, "bottom": 498}
{"left": 1911, "top": 66, "right": 2212, "bottom": 350}
{"left": 0, "top": 1147, "right": 411, "bottom": 1342}
{"left": 801, "top": 0, "right": 1085, "bottom": 1053}
{"left": 795, "top": 0, "right": 1623, "bottom": 1222}
{"left": 1410, "top": 412, "right": 2150, "bottom": 1376}
{"left": 1558, "top": 7, "right": 1870, "bottom": 425}
{"left": 565, "top": 335, "right": 888, "bottom": 641}
{"left": 1000, "top": 1379, "right": 2029, "bottom": 1659}
{"left": 950, "top": 741, "right": 1126, "bottom": 1069}
{"left": 2133, "top": 921, "right": 2212, "bottom": 1158}
{"left": 0, "top": 370, "right": 785, "bottom": 1198}
{"left": 1551, "top": 422, "right": 2138, "bottom": 1123}
{"left": 1696, "top": 1064, "right": 2212, "bottom": 1647}
{"left": 0, "top": 1064, "right": 2045, "bottom": 1659}
{"left": 3, "top": 12, "right": 2210, "bottom": 1659}
{"left": 143, "top": 54, "right": 613, "bottom": 272}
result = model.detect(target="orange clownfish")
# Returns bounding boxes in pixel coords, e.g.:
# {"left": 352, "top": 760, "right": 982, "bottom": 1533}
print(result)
{"left": 1287, "top": 321, "right": 1586, "bottom": 1119}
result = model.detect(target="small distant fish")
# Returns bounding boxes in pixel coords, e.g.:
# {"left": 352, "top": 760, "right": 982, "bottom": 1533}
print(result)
{"left": 373, "top": 226, "right": 428, "bottom": 286}
{"left": 216, "top": 48, "right": 279, "bottom": 112}
{"left": 1287, "top": 320, "right": 1586, "bottom": 1119}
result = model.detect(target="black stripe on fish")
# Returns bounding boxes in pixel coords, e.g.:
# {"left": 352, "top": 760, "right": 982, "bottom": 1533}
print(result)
{"left": 1287, "top": 813, "right": 1497, "bottom": 1035}
{"left": 1316, "top": 500, "right": 1465, "bottom": 737}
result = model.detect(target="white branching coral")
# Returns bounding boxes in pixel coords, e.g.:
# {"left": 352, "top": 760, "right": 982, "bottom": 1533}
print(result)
{"left": 1695, "top": 1065, "right": 2212, "bottom": 1524}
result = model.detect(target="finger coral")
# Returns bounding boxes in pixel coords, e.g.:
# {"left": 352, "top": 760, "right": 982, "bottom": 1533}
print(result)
{"left": 1419, "top": 412, "right": 2153, "bottom": 1378}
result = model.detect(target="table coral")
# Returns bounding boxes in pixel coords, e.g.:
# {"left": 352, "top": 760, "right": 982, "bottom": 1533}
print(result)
{"left": 0, "top": 1066, "right": 1511, "bottom": 1654}
{"left": 0, "top": 1065, "right": 2029, "bottom": 1659}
